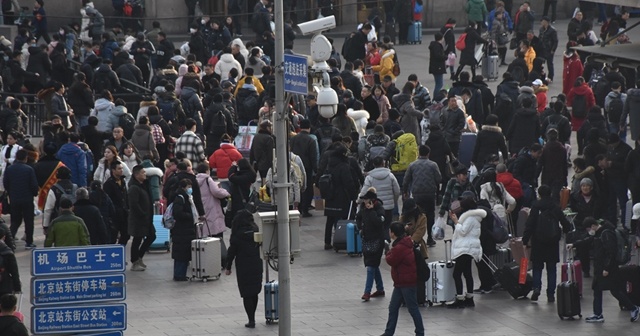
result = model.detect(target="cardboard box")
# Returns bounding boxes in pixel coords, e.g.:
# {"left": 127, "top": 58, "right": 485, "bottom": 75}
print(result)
{"left": 313, "top": 186, "right": 325, "bottom": 211}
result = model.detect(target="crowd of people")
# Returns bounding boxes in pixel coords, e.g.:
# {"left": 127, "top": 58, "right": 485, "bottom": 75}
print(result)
{"left": 0, "top": 0, "right": 638, "bottom": 333}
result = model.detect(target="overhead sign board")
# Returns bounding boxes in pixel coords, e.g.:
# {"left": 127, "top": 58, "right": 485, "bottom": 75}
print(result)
{"left": 32, "top": 303, "right": 127, "bottom": 335}
{"left": 32, "top": 245, "right": 126, "bottom": 276}
{"left": 32, "top": 274, "right": 126, "bottom": 306}
{"left": 77, "top": 332, "right": 124, "bottom": 336}
{"left": 283, "top": 54, "right": 309, "bottom": 95}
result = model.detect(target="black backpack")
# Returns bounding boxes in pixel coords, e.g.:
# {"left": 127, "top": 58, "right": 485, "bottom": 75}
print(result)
{"left": 571, "top": 94, "right": 588, "bottom": 119}
{"left": 472, "top": 167, "right": 496, "bottom": 195}
{"left": 93, "top": 73, "right": 112, "bottom": 93}
{"left": 607, "top": 93, "right": 624, "bottom": 124}
{"left": 119, "top": 113, "right": 136, "bottom": 139}
{"left": 157, "top": 98, "right": 176, "bottom": 122}
{"left": 209, "top": 109, "right": 227, "bottom": 137}
{"left": 494, "top": 93, "right": 513, "bottom": 129}
{"left": 317, "top": 172, "right": 334, "bottom": 200}
{"left": 50, "top": 183, "right": 78, "bottom": 223}
{"left": 319, "top": 127, "right": 335, "bottom": 153}
{"left": 535, "top": 208, "right": 560, "bottom": 243}
{"left": 241, "top": 94, "right": 259, "bottom": 121}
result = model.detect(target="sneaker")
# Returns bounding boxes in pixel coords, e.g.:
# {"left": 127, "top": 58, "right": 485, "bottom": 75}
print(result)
{"left": 301, "top": 211, "right": 312, "bottom": 218}
{"left": 131, "top": 260, "right": 146, "bottom": 271}
{"left": 361, "top": 293, "right": 371, "bottom": 302}
{"left": 464, "top": 297, "right": 475, "bottom": 307}
{"left": 585, "top": 315, "right": 604, "bottom": 323}
{"left": 25, "top": 243, "right": 36, "bottom": 250}
{"left": 531, "top": 288, "right": 540, "bottom": 302}
{"left": 427, "top": 239, "right": 436, "bottom": 247}
{"left": 473, "top": 288, "right": 493, "bottom": 294}
{"left": 245, "top": 322, "right": 255, "bottom": 328}
{"left": 548, "top": 296, "right": 555, "bottom": 303}
{"left": 138, "top": 259, "right": 147, "bottom": 268}
{"left": 370, "top": 290, "right": 385, "bottom": 298}
{"left": 324, "top": 244, "right": 333, "bottom": 250}
{"left": 631, "top": 306, "right": 640, "bottom": 322}
{"left": 446, "top": 299, "right": 466, "bottom": 309}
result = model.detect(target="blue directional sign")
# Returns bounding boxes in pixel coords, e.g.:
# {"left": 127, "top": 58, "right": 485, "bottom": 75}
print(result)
{"left": 32, "top": 274, "right": 126, "bottom": 306}
{"left": 32, "top": 245, "right": 126, "bottom": 276}
{"left": 283, "top": 54, "right": 309, "bottom": 95}
{"left": 32, "top": 303, "right": 127, "bottom": 334}
{"left": 77, "top": 332, "right": 124, "bottom": 336}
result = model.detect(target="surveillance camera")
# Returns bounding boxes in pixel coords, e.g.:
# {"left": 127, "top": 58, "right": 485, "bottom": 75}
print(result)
{"left": 298, "top": 16, "right": 336, "bottom": 36}
{"left": 316, "top": 86, "right": 339, "bottom": 119}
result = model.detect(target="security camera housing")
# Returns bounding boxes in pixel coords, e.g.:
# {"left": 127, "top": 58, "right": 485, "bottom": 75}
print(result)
{"left": 298, "top": 16, "right": 336, "bottom": 36}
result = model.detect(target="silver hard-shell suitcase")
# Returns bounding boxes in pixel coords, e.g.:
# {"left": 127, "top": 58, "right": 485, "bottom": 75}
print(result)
{"left": 426, "top": 239, "right": 456, "bottom": 305}
{"left": 191, "top": 237, "right": 222, "bottom": 282}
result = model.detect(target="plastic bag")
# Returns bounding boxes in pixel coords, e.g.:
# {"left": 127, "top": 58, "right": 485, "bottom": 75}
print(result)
{"left": 432, "top": 216, "right": 446, "bottom": 240}
{"left": 468, "top": 164, "right": 478, "bottom": 182}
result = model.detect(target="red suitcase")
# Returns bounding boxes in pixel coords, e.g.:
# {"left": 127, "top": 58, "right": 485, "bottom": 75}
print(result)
{"left": 561, "top": 246, "right": 583, "bottom": 296}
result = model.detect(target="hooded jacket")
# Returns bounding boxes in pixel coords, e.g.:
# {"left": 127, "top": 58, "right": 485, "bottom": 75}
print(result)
{"left": 94, "top": 98, "right": 125, "bottom": 133}
{"left": 214, "top": 53, "right": 242, "bottom": 81}
{"left": 73, "top": 199, "right": 108, "bottom": 245}
{"left": 372, "top": 49, "right": 396, "bottom": 81}
{"left": 130, "top": 124, "right": 159, "bottom": 162}
{"left": 562, "top": 52, "right": 583, "bottom": 96}
{"left": 534, "top": 85, "right": 549, "bottom": 113}
{"left": 506, "top": 107, "right": 540, "bottom": 154}
{"left": 497, "top": 171, "right": 523, "bottom": 200}
{"left": 386, "top": 236, "right": 417, "bottom": 287}
{"left": 347, "top": 109, "right": 370, "bottom": 137}
{"left": 196, "top": 173, "right": 230, "bottom": 236}
{"left": 473, "top": 125, "right": 508, "bottom": 166}
{"left": 451, "top": 208, "right": 485, "bottom": 262}
{"left": 360, "top": 167, "right": 401, "bottom": 210}
{"left": 516, "top": 85, "right": 538, "bottom": 110}
{"left": 393, "top": 93, "right": 422, "bottom": 142}
{"left": 209, "top": 143, "right": 243, "bottom": 179}
{"left": 26, "top": 46, "right": 51, "bottom": 85}
{"left": 45, "top": 210, "right": 91, "bottom": 247}
{"left": 56, "top": 143, "right": 87, "bottom": 187}
{"left": 465, "top": 0, "right": 488, "bottom": 23}
{"left": 428, "top": 40, "right": 446, "bottom": 75}
{"left": 567, "top": 83, "right": 596, "bottom": 131}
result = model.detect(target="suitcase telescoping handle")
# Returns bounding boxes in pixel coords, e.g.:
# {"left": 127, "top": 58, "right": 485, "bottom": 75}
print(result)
{"left": 482, "top": 253, "right": 498, "bottom": 272}
{"left": 444, "top": 239, "right": 453, "bottom": 267}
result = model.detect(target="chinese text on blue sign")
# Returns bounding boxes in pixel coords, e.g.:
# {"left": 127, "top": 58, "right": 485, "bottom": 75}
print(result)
{"left": 32, "top": 274, "right": 126, "bottom": 305}
{"left": 31, "top": 303, "right": 127, "bottom": 334}
{"left": 32, "top": 245, "right": 126, "bottom": 276}
{"left": 283, "top": 54, "right": 309, "bottom": 95}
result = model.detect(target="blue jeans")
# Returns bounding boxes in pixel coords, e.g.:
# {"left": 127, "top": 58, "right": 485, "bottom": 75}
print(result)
{"left": 532, "top": 260, "right": 557, "bottom": 297}
{"left": 173, "top": 260, "right": 189, "bottom": 279}
{"left": 365, "top": 266, "right": 384, "bottom": 294}
{"left": 433, "top": 74, "right": 444, "bottom": 97}
{"left": 384, "top": 286, "right": 424, "bottom": 336}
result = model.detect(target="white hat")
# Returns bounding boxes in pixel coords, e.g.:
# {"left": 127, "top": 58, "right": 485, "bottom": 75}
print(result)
{"left": 632, "top": 203, "right": 640, "bottom": 220}
{"left": 532, "top": 79, "right": 543, "bottom": 86}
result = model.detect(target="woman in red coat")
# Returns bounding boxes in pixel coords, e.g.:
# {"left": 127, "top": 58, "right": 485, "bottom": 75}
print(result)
{"left": 562, "top": 42, "right": 584, "bottom": 96}
{"left": 208, "top": 134, "right": 243, "bottom": 192}
{"left": 567, "top": 77, "right": 596, "bottom": 132}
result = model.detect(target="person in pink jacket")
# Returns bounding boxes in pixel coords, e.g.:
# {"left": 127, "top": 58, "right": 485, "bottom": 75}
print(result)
{"left": 195, "top": 163, "right": 230, "bottom": 239}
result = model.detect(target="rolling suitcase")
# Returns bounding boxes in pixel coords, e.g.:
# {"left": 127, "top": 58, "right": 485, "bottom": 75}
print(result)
{"left": 557, "top": 260, "right": 582, "bottom": 319}
{"left": 561, "top": 244, "right": 583, "bottom": 296}
{"left": 264, "top": 280, "right": 279, "bottom": 324}
{"left": 620, "top": 253, "right": 640, "bottom": 309}
{"left": 346, "top": 222, "right": 362, "bottom": 256}
{"left": 514, "top": 207, "right": 530, "bottom": 238}
{"left": 458, "top": 133, "right": 477, "bottom": 167}
{"left": 407, "top": 21, "right": 422, "bottom": 44}
{"left": 426, "top": 239, "right": 456, "bottom": 306}
{"left": 482, "top": 55, "right": 499, "bottom": 81}
{"left": 333, "top": 202, "right": 356, "bottom": 253}
{"left": 385, "top": 21, "right": 397, "bottom": 44}
{"left": 493, "top": 262, "right": 532, "bottom": 299}
{"left": 488, "top": 247, "right": 512, "bottom": 270}
{"left": 150, "top": 202, "right": 170, "bottom": 252}
{"left": 191, "top": 237, "right": 222, "bottom": 281}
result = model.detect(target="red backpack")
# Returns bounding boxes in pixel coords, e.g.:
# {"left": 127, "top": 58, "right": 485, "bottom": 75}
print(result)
{"left": 455, "top": 33, "right": 467, "bottom": 51}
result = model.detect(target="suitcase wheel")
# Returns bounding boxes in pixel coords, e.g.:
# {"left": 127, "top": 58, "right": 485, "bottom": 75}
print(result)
{"left": 202, "top": 278, "right": 208, "bottom": 283}
{"left": 428, "top": 301, "right": 433, "bottom": 307}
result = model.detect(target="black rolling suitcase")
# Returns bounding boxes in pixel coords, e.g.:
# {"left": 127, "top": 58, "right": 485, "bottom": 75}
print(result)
{"left": 385, "top": 20, "right": 397, "bottom": 44}
{"left": 493, "top": 262, "right": 532, "bottom": 299}
{"left": 557, "top": 261, "right": 582, "bottom": 319}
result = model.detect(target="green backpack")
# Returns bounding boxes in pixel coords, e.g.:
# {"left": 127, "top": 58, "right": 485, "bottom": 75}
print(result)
{"left": 391, "top": 133, "right": 418, "bottom": 172}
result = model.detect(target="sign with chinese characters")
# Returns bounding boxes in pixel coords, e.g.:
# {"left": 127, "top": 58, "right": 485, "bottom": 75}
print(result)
{"left": 31, "top": 246, "right": 126, "bottom": 276}
{"left": 32, "top": 274, "right": 126, "bottom": 306}
{"left": 283, "top": 54, "right": 309, "bottom": 95}
{"left": 31, "top": 303, "right": 127, "bottom": 334}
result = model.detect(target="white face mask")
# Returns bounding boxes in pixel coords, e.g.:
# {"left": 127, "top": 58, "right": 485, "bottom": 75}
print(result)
{"left": 59, "top": 30, "right": 65, "bottom": 36}
{"left": 588, "top": 229, "right": 596, "bottom": 236}
{"left": 190, "top": 28, "right": 197, "bottom": 34}
{"left": 201, "top": 19, "right": 206, "bottom": 25}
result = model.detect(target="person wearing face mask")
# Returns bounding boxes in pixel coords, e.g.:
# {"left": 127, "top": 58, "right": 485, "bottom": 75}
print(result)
{"left": 568, "top": 217, "right": 640, "bottom": 323}
{"left": 169, "top": 178, "right": 199, "bottom": 281}
{"left": 569, "top": 177, "right": 605, "bottom": 278}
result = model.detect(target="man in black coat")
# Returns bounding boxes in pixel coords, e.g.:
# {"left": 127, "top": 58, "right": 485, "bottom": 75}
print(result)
{"left": 323, "top": 145, "right": 357, "bottom": 250}
{"left": 73, "top": 187, "right": 109, "bottom": 245}
{"left": 569, "top": 218, "right": 640, "bottom": 322}
{"left": 6, "top": 50, "right": 39, "bottom": 94}
{"left": 605, "top": 134, "right": 632, "bottom": 226}
{"left": 129, "top": 33, "right": 155, "bottom": 87}
{"left": 361, "top": 85, "right": 381, "bottom": 123}
{"left": 80, "top": 116, "right": 110, "bottom": 168}
{"left": 3, "top": 150, "right": 39, "bottom": 248}
{"left": 155, "top": 32, "right": 175, "bottom": 70}
{"left": 382, "top": 76, "right": 400, "bottom": 107}
{"left": 343, "top": 24, "right": 371, "bottom": 63}
{"left": 472, "top": 114, "right": 509, "bottom": 167}
{"left": 203, "top": 94, "right": 236, "bottom": 155}
{"left": 340, "top": 62, "right": 363, "bottom": 101}
{"left": 103, "top": 161, "right": 129, "bottom": 245}
{"left": 511, "top": 143, "right": 542, "bottom": 205}
{"left": 290, "top": 119, "right": 318, "bottom": 217}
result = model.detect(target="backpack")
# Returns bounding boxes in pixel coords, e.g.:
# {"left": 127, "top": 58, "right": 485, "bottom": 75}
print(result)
{"left": 369, "top": 146, "right": 386, "bottom": 159}
{"left": 93, "top": 74, "right": 112, "bottom": 93}
{"left": 607, "top": 93, "right": 624, "bottom": 124}
{"left": 390, "top": 133, "right": 418, "bottom": 172}
{"left": 241, "top": 94, "right": 259, "bottom": 121}
{"left": 494, "top": 93, "right": 513, "bottom": 128}
{"left": 180, "top": 97, "right": 195, "bottom": 119}
{"left": 119, "top": 113, "right": 136, "bottom": 139}
{"left": 209, "top": 109, "right": 228, "bottom": 137}
{"left": 571, "top": 93, "right": 588, "bottom": 119}
{"left": 607, "top": 228, "right": 633, "bottom": 265}
{"left": 317, "top": 173, "right": 334, "bottom": 200}
{"left": 593, "top": 78, "right": 610, "bottom": 107}
{"left": 157, "top": 98, "right": 176, "bottom": 122}
{"left": 151, "top": 124, "right": 165, "bottom": 144}
{"left": 491, "top": 210, "right": 509, "bottom": 244}
{"left": 413, "top": 243, "right": 430, "bottom": 281}
{"left": 535, "top": 209, "right": 561, "bottom": 243}
{"left": 455, "top": 33, "right": 467, "bottom": 51}
{"left": 319, "top": 127, "right": 335, "bottom": 153}
{"left": 290, "top": 159, "right": 304, "bottom": 191}
{"left": 1, "top": 66, "right": 14, "bottom": 88}
{"left": 163, "top": 194, "right": 184, "bottom": 229}
{"left": 50, "top": 183, "right": 78, "bottom": 222}
{"left": 472, "top": 166, "right": 497, "bottom": 194}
